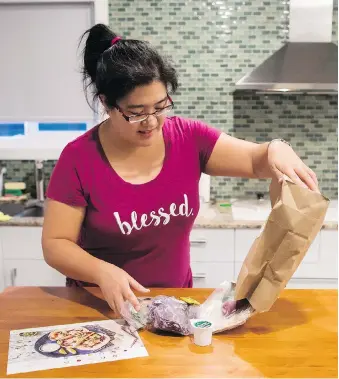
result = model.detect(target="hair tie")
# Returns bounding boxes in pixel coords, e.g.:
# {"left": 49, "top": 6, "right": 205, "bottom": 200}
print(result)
{"left": 111, "top": 36, "right": 122, "bottom": 46}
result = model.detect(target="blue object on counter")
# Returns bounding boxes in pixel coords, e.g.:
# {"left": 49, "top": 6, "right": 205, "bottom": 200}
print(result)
{"left": 38, "top": 123, "right": 87, "bottom": 131}
{"left": 0, "top": 123, "right": 25, "bottom": 136}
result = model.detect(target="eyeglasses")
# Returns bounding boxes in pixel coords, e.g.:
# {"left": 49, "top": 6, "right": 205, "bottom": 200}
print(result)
{"left": 115, "top": 96, "right": 174, "bottom": 124}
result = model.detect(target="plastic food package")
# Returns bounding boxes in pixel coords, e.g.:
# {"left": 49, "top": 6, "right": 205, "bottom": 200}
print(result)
{"left": 197, "top": 281, "right": 254, "bottom": 333}
{"left": 121, "top": 295, "right": 199, "bottom": 335}
{"left": 148, "top": 295, "right": 199, "bottom": 335}
{"left": 120, "top": 283, "right": 253, "bottom": 336}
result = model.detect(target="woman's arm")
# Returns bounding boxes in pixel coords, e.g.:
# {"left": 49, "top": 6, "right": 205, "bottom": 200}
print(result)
{"left": 42, "top": 199, "right": 149, "bottom": 314}
{"left": 205, "top": 133, "right": 319, "bottom": 191}
{"left": 42, "top": 199, "right": 102, "bottom": 284}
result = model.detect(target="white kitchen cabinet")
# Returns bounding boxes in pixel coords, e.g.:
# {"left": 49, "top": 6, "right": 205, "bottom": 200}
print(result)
{"left": 320, "top": 230, "right": 338, "bottom": 277}
{"left": 293, "top": 229, "right": 338, "bottom": 279}
{"left": 235, "top": 229, "right": 321, "bottom": 265}
{"left": 0, "top": 235, "right": 4, "bottom": 292}
{"left": 234, "top": 229, "right": 259, "bottom": 263}
{"left": 191, "top": 262, "right": 234, "bottom": 288}
{"left": 189, "top": 228, "right": 235, "bottom": 288}
{"left": 1, "top": 226, "right": 43, "bottom": 259}
{"left": 0, "top": 225, "right": 337, "bottom": 290}
{"left": 235, "top": 260, "right": 337, "bottom": 289}
{"left": 190, "top": 228, "right": 234, "bottom": 262}
{"left": 0, "top": 226, "right": 65, "bottom": 288}
{"left": 234, "top": 229, "right": 338, "bottom": 289}
{"left": 286, "top": 278, "right": 337, "bottom": 289}
{"left": 4, "top": 259, "right": 65, "bottom": 287}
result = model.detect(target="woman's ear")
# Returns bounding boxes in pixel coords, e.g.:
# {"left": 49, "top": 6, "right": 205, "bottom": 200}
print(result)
{"left": 98, "top": 95, "right": 111, "bottom": 119}
{"left": 99, "top": 94, "right": 107, "bottom": 109}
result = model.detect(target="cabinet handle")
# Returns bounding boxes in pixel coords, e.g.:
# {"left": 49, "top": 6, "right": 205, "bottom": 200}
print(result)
{"left": 11, "top": 268, "right": 17, "bottom": 286}
{"left": 190, "top": 239, "right": 207, "bottom": 246}
{"left": 193, "top": 272, "right": 207, "bottom": 279}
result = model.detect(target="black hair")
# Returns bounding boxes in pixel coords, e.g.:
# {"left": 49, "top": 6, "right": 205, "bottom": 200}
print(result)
{"left": 80, "top": 24, "right": 178, "bottom": 110}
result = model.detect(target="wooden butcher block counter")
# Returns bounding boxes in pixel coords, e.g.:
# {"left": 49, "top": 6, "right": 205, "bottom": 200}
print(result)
{"left": 0, "top": 287, "right": 337, "bottom": 378}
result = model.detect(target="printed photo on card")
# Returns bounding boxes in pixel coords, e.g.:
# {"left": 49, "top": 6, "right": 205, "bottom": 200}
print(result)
{"left": 7, "top": 319, "right": 148, "bottom": 375}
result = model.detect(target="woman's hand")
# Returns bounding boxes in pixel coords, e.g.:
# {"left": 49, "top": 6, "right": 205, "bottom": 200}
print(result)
{"left": 96, "top": 261, "right": 150, "bottom": 316}
{"left": 267, "top": 140, "right": 319, "bottom": 192}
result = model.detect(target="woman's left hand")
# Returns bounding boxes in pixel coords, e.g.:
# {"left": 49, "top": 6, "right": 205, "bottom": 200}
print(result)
{"left": 267, "top": 140, "right": 320, "bottom": 192}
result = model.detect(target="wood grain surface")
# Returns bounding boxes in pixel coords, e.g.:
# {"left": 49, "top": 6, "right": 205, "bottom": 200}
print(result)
{"left": 0, "top": 287, "right": 337, "bottom": 378}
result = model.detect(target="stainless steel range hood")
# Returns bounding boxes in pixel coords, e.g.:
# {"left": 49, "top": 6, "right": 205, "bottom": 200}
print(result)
{"left": 235, "top": 0, "right": 338, "bottom": 93}
{"left": 235, "top": 42, "right": 337, "bottom": 93}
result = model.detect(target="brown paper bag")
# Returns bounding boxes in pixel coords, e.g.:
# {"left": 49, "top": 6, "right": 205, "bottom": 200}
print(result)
{"left": 235, "top": 178, "right": 330, "bottom": 312}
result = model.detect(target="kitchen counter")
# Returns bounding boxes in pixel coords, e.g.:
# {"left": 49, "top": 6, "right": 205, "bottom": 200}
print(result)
{"left": 0, "top": 287, "right": 337, "bottom": 378}
{"left": 0, "top": 202, "right": 337, "bottom": 229}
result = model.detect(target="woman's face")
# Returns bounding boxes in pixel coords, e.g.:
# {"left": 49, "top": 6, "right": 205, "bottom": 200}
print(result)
{"left": 107, "top": 80, "right": 170, "bottom": 147}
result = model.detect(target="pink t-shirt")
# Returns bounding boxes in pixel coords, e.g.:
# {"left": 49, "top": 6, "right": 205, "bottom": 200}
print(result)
{"left": 46, "top": 116, "right": 221, "bottom": 288}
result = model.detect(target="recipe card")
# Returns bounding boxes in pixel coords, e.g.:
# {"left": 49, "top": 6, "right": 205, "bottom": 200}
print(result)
{"left": 7, "top": 319, "right": 148, "bottom": 374}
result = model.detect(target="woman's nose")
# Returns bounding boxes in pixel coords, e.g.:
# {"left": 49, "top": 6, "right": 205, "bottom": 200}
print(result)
{"left": 143, "top": 114, "right": 158, "bottom": 128}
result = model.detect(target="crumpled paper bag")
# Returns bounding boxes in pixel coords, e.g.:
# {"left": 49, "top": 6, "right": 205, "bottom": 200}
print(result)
{"left": 235, "top": 178, "right": 330, "bottom": 312}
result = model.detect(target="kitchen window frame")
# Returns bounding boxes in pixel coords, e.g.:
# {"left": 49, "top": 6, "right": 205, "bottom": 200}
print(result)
{"left": 0, "top": 0, "right": 109, "bottom": 159}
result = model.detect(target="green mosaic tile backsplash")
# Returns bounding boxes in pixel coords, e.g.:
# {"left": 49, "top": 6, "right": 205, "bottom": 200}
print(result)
{"left": 1, "top": 0, "right": 338, "bottom": 200}
{"left": 333, "top": 0, "right": 338, "bottom": 43}
{"left": 229, "top": 94, "right": 338, "bottom": 198}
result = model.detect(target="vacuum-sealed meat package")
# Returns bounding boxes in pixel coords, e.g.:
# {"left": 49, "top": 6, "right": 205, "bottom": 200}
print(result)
{"left": 121, "top": 295, "right": 199, "bottom": 335}
{"left": 148, "top": 296, "right": 199, "bottom": 335}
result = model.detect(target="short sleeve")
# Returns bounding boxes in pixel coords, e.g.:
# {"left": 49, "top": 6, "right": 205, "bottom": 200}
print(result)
{"left": 188, "top": 119, "right": 222, "bottom": 172}
{"left": 46, "top": 143, "right": 88, "bottom": 207}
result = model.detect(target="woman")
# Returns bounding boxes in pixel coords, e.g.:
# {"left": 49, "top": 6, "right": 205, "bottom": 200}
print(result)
{"left": 42, "top": 24, "right": 319, "bottom": 315}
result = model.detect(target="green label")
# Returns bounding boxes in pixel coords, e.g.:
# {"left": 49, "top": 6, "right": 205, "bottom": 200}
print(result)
{"left": 194, "top": 321, "right": 211, "bottom": 328}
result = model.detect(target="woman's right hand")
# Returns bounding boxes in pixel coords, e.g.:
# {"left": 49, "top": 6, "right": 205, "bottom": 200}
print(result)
{"left": 96, "top": 261, "right": 150, "bottom": 316}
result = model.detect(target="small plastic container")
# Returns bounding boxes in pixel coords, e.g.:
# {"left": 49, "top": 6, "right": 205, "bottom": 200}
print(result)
{"left": 190, "top": 319, "right": 213, "bottom": 347}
